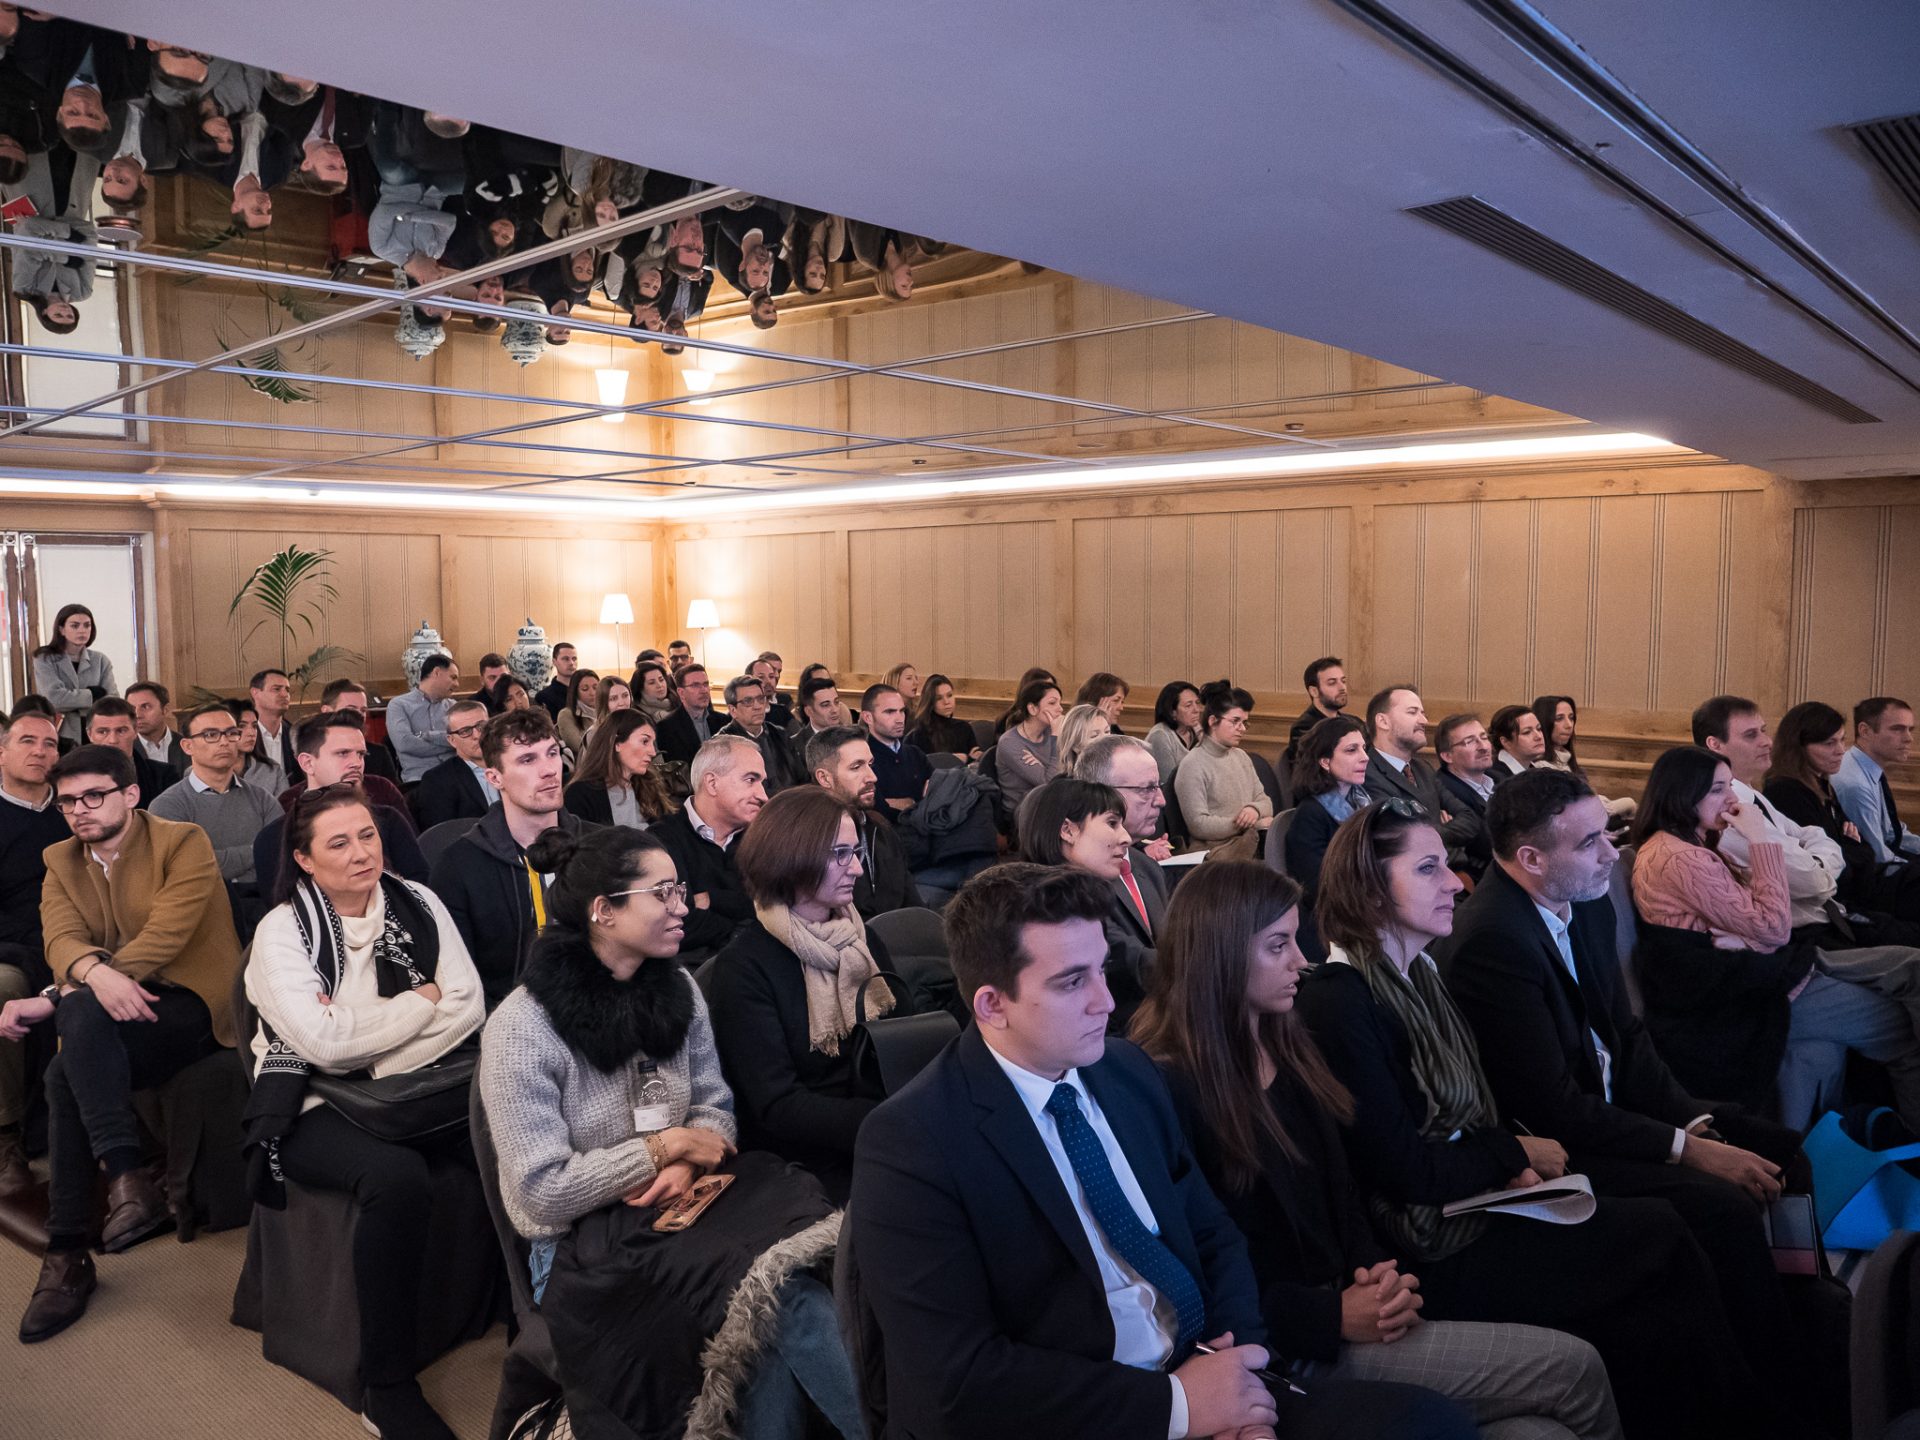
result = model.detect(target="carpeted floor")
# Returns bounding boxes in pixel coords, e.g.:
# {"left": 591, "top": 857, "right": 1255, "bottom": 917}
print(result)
{"left": 0, "top": 1225, "right": 504, "bottom": 1440}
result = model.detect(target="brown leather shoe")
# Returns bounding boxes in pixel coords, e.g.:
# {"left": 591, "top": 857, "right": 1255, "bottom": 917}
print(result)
{"left": 0, "top": 1130, "right": 31, "bottom": 1197}
{"left": 100, "top": 1168, "right": 173, "bottom": 1254}
{"left": 19, "top": 1249, "right": 95, "bottom": 1343}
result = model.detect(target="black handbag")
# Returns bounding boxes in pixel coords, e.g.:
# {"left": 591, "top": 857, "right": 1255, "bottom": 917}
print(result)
{"left": 308, "top": 1037, "right": 479, "bottom": 1142}
{"left": 846, "top": 969, "right": 959, "bottom": 1096}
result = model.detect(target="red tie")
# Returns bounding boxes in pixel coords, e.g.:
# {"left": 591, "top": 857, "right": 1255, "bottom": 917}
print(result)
{"left": 1118, "top": 858, "right": 1151, "bottom": 932}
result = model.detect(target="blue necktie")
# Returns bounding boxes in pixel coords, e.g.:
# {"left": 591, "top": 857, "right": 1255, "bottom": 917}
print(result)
{"left": 1044, "top": 1082, "right": 1206, "bottom": 1346}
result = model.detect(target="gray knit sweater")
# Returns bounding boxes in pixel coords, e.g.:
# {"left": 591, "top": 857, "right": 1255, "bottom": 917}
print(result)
{"left": 479, "top": 971, "right": 738, "bottom": 1240}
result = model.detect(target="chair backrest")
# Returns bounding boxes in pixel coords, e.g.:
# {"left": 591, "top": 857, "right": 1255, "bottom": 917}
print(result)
{"left": 1265, "top": 808, "right": 1299, "bottom": 876}
{"left": 834, "top": 1207, "right": 890, "bottom": 1440}
{"left": 926, "top": 750, "right": 963, "bottom": 772}
{"left": 417, "top": 818, "right": 479, "bottom": 869}
{"left": 1607, "top": 845, "right": 1644, "bottom": 1016}
{"left": 869, "top": 907, "right": 962, "bottom": 1021}
{"left": 1249, "top": 751, "right": 1286, "bottom": 816}
{"left": 469, "top": 1081, "right": 541, "bottom": 1324}
{"left": 692, "top": 953, "right": 721, "bottom": 1001}
{"left": 1854, "top": 1229, "right": 1920, "bottom": 1440}
{"left": 970, "top": 719, "right": 997, "bottom": 753}
{"left": 1161, "top": 782, "right": 1190, "bottom": 850}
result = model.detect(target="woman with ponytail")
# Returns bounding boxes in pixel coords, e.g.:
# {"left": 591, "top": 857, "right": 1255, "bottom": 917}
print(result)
{"left": 478, "top": 825, "right": 861, "bottom": 1440}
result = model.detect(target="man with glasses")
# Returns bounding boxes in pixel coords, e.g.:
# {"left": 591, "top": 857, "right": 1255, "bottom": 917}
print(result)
{"left": 1433, "top": 713, "right": 1497, "bottom": 883}
{"left": 2, "top": 745, "right": 239, "bottom": 1342}
{"left": 655, "top": 663, "right": 716, "bottom": 769}
{"left": 251, "top": 714, "right": 430, "bottom": 897}
{"left": 716, "top": 674, "right": 797, "bottom": 795}
{"left": 0, "top": 712, "right": 67, "bottom": 1195}
{"left": 412, "top": 699, "right": 497, "bottom": 830}
{"left": 1076, "top": 736, "right": 1173, "bottom": 996}
{"left": 148, "top": 702, "right": 281, "bottom": 888}
{"left": 653, "top": 735, "right": 766, "bottom": 956}
{"left": 807, "top": 726, "right": 924, "bottom": 920}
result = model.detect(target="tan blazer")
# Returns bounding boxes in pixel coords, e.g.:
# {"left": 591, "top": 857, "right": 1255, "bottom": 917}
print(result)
{"left": 40, "top": 811, "right": 243, "bottom": 1047}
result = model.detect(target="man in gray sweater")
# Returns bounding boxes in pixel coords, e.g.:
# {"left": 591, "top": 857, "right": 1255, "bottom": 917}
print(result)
{"left": 388, "top": 653, "right": 461, "bottom": 783}
{"left": 148, "top": 702, "right": 280, "bottom": 886}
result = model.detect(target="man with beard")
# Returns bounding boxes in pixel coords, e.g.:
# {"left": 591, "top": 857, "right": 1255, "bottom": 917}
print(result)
{"left": 429, "top": 709, "right": 588, "bottom": 1009}
{"left": 3, "top": 746, "right": 239, "bottom": 1342}
{"left": 807, "top": 727, "right": 923, "bottom": 921}
{"left": 0, "top": 711, "right": 67, "bottom": 1194}
{"left": 1286, "top": 655, "right": 1349, "bottom": 763}
{"left": 1441, "top": 768, "right": 1827, "bottom": 1435}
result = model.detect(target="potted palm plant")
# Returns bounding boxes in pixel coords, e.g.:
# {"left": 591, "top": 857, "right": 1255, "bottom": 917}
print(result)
{"left": 228, "top": 543, "right": 363, "bottom": 697}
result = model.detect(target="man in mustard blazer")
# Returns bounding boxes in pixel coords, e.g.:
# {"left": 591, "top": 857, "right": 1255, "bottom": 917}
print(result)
{"left": 0, "top": 745, "right": 240, "bottom": 1343}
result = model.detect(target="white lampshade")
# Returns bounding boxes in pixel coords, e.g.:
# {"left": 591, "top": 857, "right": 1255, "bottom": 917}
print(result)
{"left": 600, "top": 592, "right": 634, "bottom": 626}
{"left": 594, "top": 368, "right": 628, "bottom": 423}
{"left": 685, "top": 598, "right": 719, "bottom": 629}
{"left": 681, "top": 367, "right": 715, "bottom": 394}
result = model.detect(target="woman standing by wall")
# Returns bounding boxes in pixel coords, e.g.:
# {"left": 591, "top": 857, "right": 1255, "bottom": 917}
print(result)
{"left": 32, "top": 604, "right": 117, "bottom": 745}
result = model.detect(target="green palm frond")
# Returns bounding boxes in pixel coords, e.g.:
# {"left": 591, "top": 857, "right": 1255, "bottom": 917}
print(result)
{"left": 236, "top": 348, "right": 320, "bottom": 404}
{"left": 291, "top": 644, "right": 363, "bottom": 699}
{"left": 271, "top": 289, "right": 324, "bottom": 325}
{"left": 228, "top": 546, "right": 345, "bottom": 675}
{"left": 169, "top": 224, "right": 245, "bottom": 286}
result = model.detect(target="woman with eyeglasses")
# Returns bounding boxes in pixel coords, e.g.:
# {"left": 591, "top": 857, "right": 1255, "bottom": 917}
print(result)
{"left": 1286, "top": 714, "right": 1373, "bottom": 962}
{"left": 1294, "top": 801, "right": 1781, "bottom": 1440}
{"left": 31, "top": 602, "right": 116, "bottom": 746}
{"left": 1133, "top": 860, "right": 1621, "bottom": 1440}
{"left": 704, "top": 787, "right": 905, "bottom": 1203}
{"left": 1174, "top": 679, "right": 1271, "bottom": 855}
{"left": 564, "top": 710, "right": 675, "bottom": 829}
{"left": 554, "top": 669, "right": 601, "bottom": 759}
{"left": 243, "top": 785, "right": 485, "bottom": 1440}
{"left": 479, "top": 824, "right": 861, "bottom": 1439}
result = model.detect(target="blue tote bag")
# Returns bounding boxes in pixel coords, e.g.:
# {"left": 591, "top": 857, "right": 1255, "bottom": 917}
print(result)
{"left": 1805, "top": 1107, "right": 1920, "bottom": 1250}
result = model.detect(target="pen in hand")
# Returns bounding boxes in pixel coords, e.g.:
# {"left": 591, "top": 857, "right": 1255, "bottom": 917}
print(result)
{"left": 1190, "top": 1342, "right": 1309, "bottom": 1397}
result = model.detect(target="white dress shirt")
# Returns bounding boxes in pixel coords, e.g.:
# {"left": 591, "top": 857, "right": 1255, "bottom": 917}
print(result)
{"left": 1721, "top": 780, "right": 1843, "bottom": 929}
{"left": 984, "top": 1041, "right": 1189, "bottom": 1439}
{"left": 137, "top": 733, "right": 172, "bottom": 765}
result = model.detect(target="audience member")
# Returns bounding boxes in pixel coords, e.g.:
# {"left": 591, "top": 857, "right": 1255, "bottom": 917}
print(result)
{"left": 563, "top": 710, "right": 673, "bottom": 828}
{"left": 807, "top": 727, "right": 924, "bottom": 920}
{"left": 1430, "top": 713, "right": 1494, "bottom": 881}
{"left": 240, "top": 784, "right": 483, "bottom": 1440}
{"left": 124, "top": 681, "right": 186, "bottom": 774}
{"left": 1631, "top": 741, "right": 1920, "bottom": 1131}
{"left": 993, "top": 665, "right": 1058, "bottom": 738}
{"left": 786, "top": 674, "right": 847, "bottom": 779}
{"left": 852, "top": 862, "right": 1374, "bottom": 1440}
{"left": 230, "top": 699, "right": 281, "bottom": 794}
{"left": 882, "top": 662, "right": 922, "bottom": 705}
{"left": 388, "top": 653, "right": 460, "bottom": 784}
{"left": 715, "top": 673, "right": 798, "bottom": 795}
{"left": 429, "top": 709, "right": 583, "bottom": 1008}
{"left": 1363, "top": 686, "right": 1475, "bottom": 870}
{"left": 653, "top": 663, "right": 715, "bottom": 768}
{"left": 665, "top": 639, "right": 693, "bottom": 670}
{"left": 1768, "top": 700, "right": 1920, "bottom": 924}
{"left": 555, "top": 668, "right": 600, "bottom": 758}
{"left": 1287, "top": 657, "right": 1349, "bottom": 763}
{"left": 1134, "top": 860, "right": 1622, "bottom": 1439}
{"left": 1076, "top": 671, "right": 1131, "bottom": 733}
{"left": 490, "top": 675, "right": 534, "bottom": 716}
{"left": 1834, "top": 696, "right": 1919, "bottom": 869}
{"left": 708, "top": 787, "right": 904, "bottom": 1202}
{"left": 470, "top": 652, "right": 510, "bottom": 713}
{"left": 1294, "top": 800, "right": 1779, "bottom": 1440}
{"left": 1285, "top": 714, "right": 1372, "bottom": 962}
{"left": 1174, "top": 680, "right": 1270, "bottom": 856}
{"left": 149, "top": 701, "right": 282, "bottom": 886}
{"left": 1445, "top": 768, "right": 1823, "bottom": 1432}
{"left": 650, "top": 736, "right": 766, "bottom": 956}
{"left": 247, "top": 668, "right": 297, "bottom": 794}
{"left": 630, "top": 659, "right": 675, "bottom": 730}
{"left": 534, "top": 641, "right": 577, "bottom": 718}
{"left": 995, "top": 677, "right": 1063, "bottom": 819}
{"left": 753, "top": 652, "right": 792, "bottom": 730}
{"left": 315, "top": 679, "right": 402, "bottom": 786}
{"left": 410, "top": 700, "right": 496, "bottom": 831}
{"left": 0, "top": 712, "right": 66, "bottom": 1195}
{"left": 478, "top": 826, "right": 857, "bottom": 1438}
{"left": 7, "top": 746, "right": 239, "bottom": 1343}
{"left": 1145, "top": 681, "right": 1202, "bottom": 789}
{"left": 1078, "top": 732, "right": 1176, "bottom": 881}
{"left": 1055, "top": 702, "right": 1112, "bottom": 778}
{"left": 84, "top": 697, "right": 173, "bottom": 810}
{"left": 1531, "top": 697, "right": 1634, "bottom": 827}
{"left": 29, "top": 603, "right": 115, "bottom": 745}
{"left": 861, "top": 683, "right": 930, "bottom": 813}
{"left": 1017, "top": 778, "right": 1156, "bottom": 1030}
{"left": 253, "top": 714, "right": 429, "bottom": 897}
{"left": 1489, "top": 705, "right": 1545, "bottom": 782}
{"left": 905, "top": 673, "right": 977, "bottom": 758}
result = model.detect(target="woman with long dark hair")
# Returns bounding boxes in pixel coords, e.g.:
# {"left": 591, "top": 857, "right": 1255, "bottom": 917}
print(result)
{"left": 564, "top": 710, "right": 675, "bottom": 828}
{"left": 555, "top": 669, "right": 601, "bottom": 758}
{"left": 630, "top": 659, "right": 676, "bottom": 729}
{"left": 1530, "top": 697, "right": 1633, "bottom": 826}
{"left": 479, "top": 826, "right": 860, "bottom": 1439}
{"left": 1173, "top": 680, "right": 1271, "bottom": 855}
{"left": 994, "top": 677, "right": 1063, "bottom": 816}
{"left": 243, "top": 785, "right": 485, "bottom": 1440}
{"left": 905, "top": 673, "right": 978, "bottom": 758}
{"left": 993, "top": 666, "right": 1058, "bottom": 738}
{"left": 1296, "top": 801, "right": 1781, "bottom": 1440}
{"left": 488, "top": 674, "right": 533, "bottom": 713}
{"left": 1134, "top": 860, "right": 1621, "bottom": 1439}
{"left": 32, "top": 603, "right": 117, "bottom": 745}
{"left": 1285, "top": 714, "right": 1371, "bottom": 961}
{"left": 1144, "top": 681, "right": 1202, "bottom": 788}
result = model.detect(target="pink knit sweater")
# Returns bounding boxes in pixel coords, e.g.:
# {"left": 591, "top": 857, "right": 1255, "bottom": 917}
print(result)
{"left": 1630, "top": 830, "right": 1793, "bottom": 952}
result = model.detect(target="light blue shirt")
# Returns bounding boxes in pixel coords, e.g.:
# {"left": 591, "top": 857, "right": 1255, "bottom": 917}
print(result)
{"left": 387, "top": 688, "right": 455, "bottom": 782}
{"left": 1833, "top": 747, "right": 1918, "bottom": 867}
{"left": 465, "top": 761, "right": 499, "bottom": 807}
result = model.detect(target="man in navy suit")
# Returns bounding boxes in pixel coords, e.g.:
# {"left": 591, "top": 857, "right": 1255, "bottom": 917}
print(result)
{"left": 848, "top": 863, "right": 1473, "bottom": 1440}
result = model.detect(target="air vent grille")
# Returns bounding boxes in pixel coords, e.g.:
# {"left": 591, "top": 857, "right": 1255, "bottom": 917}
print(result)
{"left": 1851, "top": 113, "right": 1920, "bottom": 218}
{"left": 1409, "top": 196, "right": 1878, "bottom": 424}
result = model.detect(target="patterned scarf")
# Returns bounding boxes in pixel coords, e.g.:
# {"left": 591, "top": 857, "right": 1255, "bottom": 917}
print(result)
{"left": 754, "top": 901, "right": 893, "bottom": 1056}
{"left": 1344, "top": 943, "right": 1499, "bottom": 1261}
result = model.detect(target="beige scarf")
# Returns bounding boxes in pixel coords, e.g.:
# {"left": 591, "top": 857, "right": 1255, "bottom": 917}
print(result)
{"left": 755, "top": 902, "right": 895, "bottom": 1056}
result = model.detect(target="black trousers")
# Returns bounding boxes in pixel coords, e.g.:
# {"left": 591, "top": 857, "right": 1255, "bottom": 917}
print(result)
{"left": 1270, "top": 1377, "right": 1475, "bottom": 1440}
{"left": 1418, "top": 1195, "right": 1775, "bottom": 1440}
{"left": 1854, "top": 860, "right": 1920, "bottom": 928}
{"left": 46, "top": 983, "right": 217, "bottom": 1237}
{"left": 274, "top": 1104, "right": 469, "bottom": 1389}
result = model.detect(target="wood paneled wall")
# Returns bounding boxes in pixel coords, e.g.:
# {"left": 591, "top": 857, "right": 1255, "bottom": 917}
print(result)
{"left": 666, "top": 530, "right": 837, "bottom": 680}
{"left": 851, "top": 521, "right": 1059, "bottom": 679}
{"left": 1790, "top": 503, "right": 1920, "bottom": 703}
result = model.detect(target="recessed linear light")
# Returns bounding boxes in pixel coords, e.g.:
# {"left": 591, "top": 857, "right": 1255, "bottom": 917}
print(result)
{"left": 0, "top": 431, "right": 1681, "bottom": 519}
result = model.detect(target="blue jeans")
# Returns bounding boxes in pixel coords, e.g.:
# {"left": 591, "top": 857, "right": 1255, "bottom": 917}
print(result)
{"left": 734, "top": 1275, "right": 863, "bottom": 1439}
{"left": 1779, "top": 963, "right": 1920, "bottom": 1129}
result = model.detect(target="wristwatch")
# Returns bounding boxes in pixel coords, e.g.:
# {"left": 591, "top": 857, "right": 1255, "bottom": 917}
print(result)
{"left": 38, "top": 984, "right": 62, "bottom": 1007}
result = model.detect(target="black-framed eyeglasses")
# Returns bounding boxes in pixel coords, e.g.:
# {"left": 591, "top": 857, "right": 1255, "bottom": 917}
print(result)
{"left": 447, "top": 722, "right": 485, "bottom": 740}
{"left": 827, "top": 844, "right": 862, "bottom": 869}
{"left": 186, "top": 725, "right": 242, "bottom": 743}
{"left": 55, "top": 785, "right": 126, "bottom": 813}
{"left": 1377, "top": 797, "right": 1430, "bottom": 820}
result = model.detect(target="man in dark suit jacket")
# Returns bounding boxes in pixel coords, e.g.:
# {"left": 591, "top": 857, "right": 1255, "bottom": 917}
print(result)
{"left": 411, "top": 701, "right": 496, "bottom": 830}
{"left": 804, "top": 725, "right": 924, "bottom": 919}
{"left": 653, "top": 664, "right": 717, "bottom": 769}
{"left": 1362, "top": 686, "right": 1478, "bottom": 871}
{"left": 650, "top": 734, "right": 765, "bottom": 956}
{"left": 1078, "top": 734, "right": 1174, "bottom": 1028}
{"left": 1431, "top": 714, "right": 1497, "bottom": 882}
{"left": 850, "top": 863, "right": 1466, "bottom": 1440}
{"left": 1441, "top": 768, "right": 1818, "bottom": 1429}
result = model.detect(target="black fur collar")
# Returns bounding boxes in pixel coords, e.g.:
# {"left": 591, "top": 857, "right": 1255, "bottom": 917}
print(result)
{"left": 522, "top": 927, "right": 695, "bottom": 1074}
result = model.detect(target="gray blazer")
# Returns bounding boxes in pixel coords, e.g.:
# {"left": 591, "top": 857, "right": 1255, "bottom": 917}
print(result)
{"left": 31, "top": 648, "right": 117, "bottom": 744}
